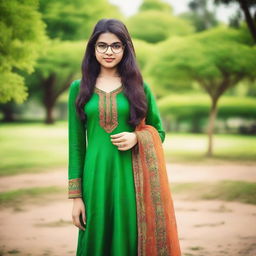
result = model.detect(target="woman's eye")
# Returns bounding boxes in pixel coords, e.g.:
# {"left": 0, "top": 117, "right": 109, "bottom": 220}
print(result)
{"left": 113, "top": 44, "right": 121, "bottom": 49}
{"left": 98, "top": 44, "right": 107, "bottom": 48}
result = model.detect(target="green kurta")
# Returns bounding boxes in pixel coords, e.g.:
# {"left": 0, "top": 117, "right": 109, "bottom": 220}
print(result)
{"left": 68, "top": 79, "right": 165, "bottom": 256}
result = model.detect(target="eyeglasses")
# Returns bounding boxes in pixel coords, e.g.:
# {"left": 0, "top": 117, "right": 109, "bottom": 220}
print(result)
{"left": 95, "top": 42, "right": 125, "bottom": 54}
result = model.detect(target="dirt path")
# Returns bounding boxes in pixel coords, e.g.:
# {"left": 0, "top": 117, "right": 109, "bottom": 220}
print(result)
{"left": 0, "top": 195, "right": 255, "bottom": 256}
{"left": 1, "top": 163, "right": 255, "bottom": 193}
{"left": 167, "top": 163, "right": 256, "bottom": 183}
{"left": 175, "top": 199, "right": 256, "bottom": 256}
{"left": 0, "top": 163, "right": 256, "bottom": 256}
{"left": 0, "top": 167, "right": 66, "bottom": 193}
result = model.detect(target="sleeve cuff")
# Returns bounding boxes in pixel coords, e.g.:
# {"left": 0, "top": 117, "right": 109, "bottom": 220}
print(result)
{"left": 68, "top": 178, "right": 82, "bottom": 199}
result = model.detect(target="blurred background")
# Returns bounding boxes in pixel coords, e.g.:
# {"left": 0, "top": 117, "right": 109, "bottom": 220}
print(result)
{"left": 0, "top": 0, "right": 256, "bottom": 255}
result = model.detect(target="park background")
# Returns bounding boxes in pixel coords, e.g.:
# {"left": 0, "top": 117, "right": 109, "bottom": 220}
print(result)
{"left": 0, "top": 0, "right": 256, "bottom": 255}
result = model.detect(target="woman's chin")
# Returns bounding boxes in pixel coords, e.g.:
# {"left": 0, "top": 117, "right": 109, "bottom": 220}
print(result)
{"left": 101, "top": 62, "right": 118, "bottom": 69}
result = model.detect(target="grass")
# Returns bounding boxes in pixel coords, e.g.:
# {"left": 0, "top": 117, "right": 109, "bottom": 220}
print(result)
{"left": 34, "top": 219, "right": 71, "bottom": 227}
{"left": 0, "top": 186, "right": 65, "bottom": 209}
{"left": 0, "top": 121, "right": 255, "bottom": 176}
{"left": 170, "top": 180, "right": 256, "bottom": 205}
{"left": 0, "top": 180, "right": 255, "bottom": 209}
{"left": 164, "top": 132, "right": 256, "bottom": 164}
{"left": 0, "top": 121, "right": 68, "bottom": 176}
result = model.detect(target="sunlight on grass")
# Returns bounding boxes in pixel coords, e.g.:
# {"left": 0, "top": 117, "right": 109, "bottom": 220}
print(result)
{"left": 164, "top": 133, "right": 256, "bottom": 163}
{"left": 0, "top": 122, "right": 68, "bottom": 176}
{"left": 171, "top": 180, "right": 256, "bottom": 205}
{"left": 0, "top": 186, "right": 65, "bottom": 208}
{"left": 1, "top": 181, "right": 255, "bottom": 208}
{"left": 0, "top": 122, "right": 255, "bottom": 176}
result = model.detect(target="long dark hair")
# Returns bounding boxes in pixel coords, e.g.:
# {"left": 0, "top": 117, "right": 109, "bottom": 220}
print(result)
{"left": 76, "top": 18, "right": 147, "bottom": 128}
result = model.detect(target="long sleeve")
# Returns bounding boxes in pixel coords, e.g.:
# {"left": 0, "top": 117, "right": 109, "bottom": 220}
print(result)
{"left": 143, "top": 81, "right": 166, "bottom": 143}
{"left": 68, "top": 79, "right": 87, "bottom": 199}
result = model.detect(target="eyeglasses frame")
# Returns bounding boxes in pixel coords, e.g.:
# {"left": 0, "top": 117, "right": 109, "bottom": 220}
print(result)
{"left": 94, "top": 42, "right": 126, "bottom": 54}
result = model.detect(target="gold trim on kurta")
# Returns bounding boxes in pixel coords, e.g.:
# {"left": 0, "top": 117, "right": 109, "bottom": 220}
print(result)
{"left": 68, "top": 178, "right": 82, "bottom": 198}
{"left": 94, "top": 85, "right": 123, "bottom": 133}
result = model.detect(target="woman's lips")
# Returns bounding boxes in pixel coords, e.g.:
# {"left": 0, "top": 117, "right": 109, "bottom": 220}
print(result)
{"left": 104, "top": 58, "right": 115, "bottom": 62}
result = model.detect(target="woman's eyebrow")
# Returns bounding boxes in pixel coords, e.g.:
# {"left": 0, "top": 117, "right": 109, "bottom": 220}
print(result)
{"left": 97, "top": 41, "right": 121, "bottom": 44}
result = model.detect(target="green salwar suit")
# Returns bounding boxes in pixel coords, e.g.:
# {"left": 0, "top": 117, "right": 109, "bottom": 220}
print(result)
{"left": 68, "top": 79, "right": 165, "bottom": 256}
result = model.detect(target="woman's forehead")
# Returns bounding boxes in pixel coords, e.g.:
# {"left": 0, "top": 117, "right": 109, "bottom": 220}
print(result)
{"left": 96, "top": 32, "right": 121, "bottom": 44}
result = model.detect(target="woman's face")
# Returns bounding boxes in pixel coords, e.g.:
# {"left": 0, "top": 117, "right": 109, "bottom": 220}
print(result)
{"left": 94, "top": 32, "right": 125, "bottom": 70}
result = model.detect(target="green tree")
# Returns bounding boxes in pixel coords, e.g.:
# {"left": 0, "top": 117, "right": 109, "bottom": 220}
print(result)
{"left": 214, "top": 0, "right": 256, "bottom": 42}
{"left": 133, "top": 39, "right": 156, "bottom": 70}
{"left": 126, "top": 10, "right": 194, "bottom": 43}
{"left": 26, "top": 40, "right": 84, "bottom": 123}
{"left": 39, "top": 0, "right": 123, "bottom": 40}
{"left": 0, "top": 0, "right": 47, "bottom": 104}
{"left": 139, "top": 0, "right": 173, "bottom": 13}
{"left": 145, "top": 26, "right": 256, "bottom": 156}
{"left": 181, "top": 0, "right": 219, "bottom": 31}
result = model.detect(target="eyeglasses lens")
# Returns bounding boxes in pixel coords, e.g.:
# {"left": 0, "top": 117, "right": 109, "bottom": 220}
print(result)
{"left": 96, "top": 43, "right": 123, "bottom": 53}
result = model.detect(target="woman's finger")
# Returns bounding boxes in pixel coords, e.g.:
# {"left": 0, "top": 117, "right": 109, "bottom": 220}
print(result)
{"left": 75, "top": 215, "right": 85, "bottom": 231}
{"left": 82, "top": 209, "right": 86, "bottom": 225}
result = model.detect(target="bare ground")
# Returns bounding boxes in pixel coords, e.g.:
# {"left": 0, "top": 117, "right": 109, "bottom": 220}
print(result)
{"left": 0, "top": 163, "right": 256, "bottom": 256}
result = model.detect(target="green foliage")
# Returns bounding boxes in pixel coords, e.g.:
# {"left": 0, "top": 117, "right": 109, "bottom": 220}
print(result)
{"left": 126, "top": 10, "right": 194, "bottom": 43}
{"left": 191, "top": 25, "right": 254, "bottom": 45}
{"left": 237, "top": 22, "right": 256, "bottom": 45}
{"left": 180, "top": 0, "right": 219, "bottom": 31}
{"left": 145, "top": 26, "right": 256, "bottom": 94}
{"left": 0, "top": 72, "right": 26, "bottom": 104}
{"left": 39, "top": 0, "right": 123, "bottom": 40}
{"left": 193, "top": 27, "right": 256, "bottom": 82}
{"left": 133, "top": 39, "right": 156, "bottom": 70}
{"left": 0, "top": 0, "right": 48, "bottom": 103}
{"left": 145, "top": 36, "right": 205, "bottom": 91}
{"left": 35, "top": 39, "right": 84, "bottom": 80}
{"left": 26, "top": 39, "right": 85, "bottom": 100}
{"left": 214, "top": 0, "right": 256, "bottom": 4}
{"left": 139, "top": 0, "right": 173, "bottom": 13}
{"left": 158, "top": 93, "right": 256, "bottom": 119}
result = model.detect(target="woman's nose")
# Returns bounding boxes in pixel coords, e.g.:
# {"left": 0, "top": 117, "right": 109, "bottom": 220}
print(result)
{"left": 106, "top": 46, "right": 113, "bottom": 54}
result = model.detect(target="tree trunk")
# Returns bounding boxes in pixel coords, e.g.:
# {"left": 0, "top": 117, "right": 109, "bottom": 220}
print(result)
{"left": 2, "top": 110, "right": 14, "bottom": 122}
{"left": 43, "top": 74, "right": 56, "bottom": 124}
{"left": 206, "top": 98, "right": 218, "bottom": 156}
{"left": 45, "top": 105, "right": 54, "bottom": 124}
{"left": 1, "top": 101, "right": 17, "bottom": 122}
{"left": 42, "top": 73, "right": 74, "bottom": 124}
{"left": 238, "top": 0, "right": 256, "bottom": 43}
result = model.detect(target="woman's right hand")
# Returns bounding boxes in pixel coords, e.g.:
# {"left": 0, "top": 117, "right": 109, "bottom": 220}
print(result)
{"left": 72, "top": 198, "right": 86, "bottom": 231}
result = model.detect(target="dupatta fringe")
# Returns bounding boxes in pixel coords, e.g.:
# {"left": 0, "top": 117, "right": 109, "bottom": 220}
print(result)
{"left": 131, "top": 118, "right": 181, "bottom": 256}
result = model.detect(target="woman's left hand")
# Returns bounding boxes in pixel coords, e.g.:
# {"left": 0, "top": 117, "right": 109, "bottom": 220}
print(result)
{"left": 110, "top": 132, "right": 138, "bottom": 151}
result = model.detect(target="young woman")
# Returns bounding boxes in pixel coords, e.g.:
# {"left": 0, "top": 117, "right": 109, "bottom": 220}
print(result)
{"left": 68, "top": 18, "right": 181, "bottom": 256}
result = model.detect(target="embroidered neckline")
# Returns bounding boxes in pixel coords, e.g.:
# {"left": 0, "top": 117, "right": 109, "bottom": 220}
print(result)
{"left": 94, "top": 84, "right": 123, "bottom": 94}
{"left": 94, "top": 85, "right": 123, "bottom": 133}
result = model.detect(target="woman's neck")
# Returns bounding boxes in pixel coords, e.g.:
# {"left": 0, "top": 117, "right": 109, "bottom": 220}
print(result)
{"left": 98, "top": 67, "right": 120, "bottom": 78}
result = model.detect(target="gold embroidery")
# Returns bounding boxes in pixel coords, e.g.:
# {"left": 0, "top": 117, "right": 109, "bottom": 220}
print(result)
{"left": 94, "top": 85, "right": 123, "bottom": 133}
{"left": 68, "top": 178, "right": 82, "bottom": 198}
{"left": 132, "top": 128, "right": 174, "bottom": 255}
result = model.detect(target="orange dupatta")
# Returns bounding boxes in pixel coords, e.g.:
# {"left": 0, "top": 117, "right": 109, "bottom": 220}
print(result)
{"left": 131, "top": 118, "right": 181, "bottom": 256}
